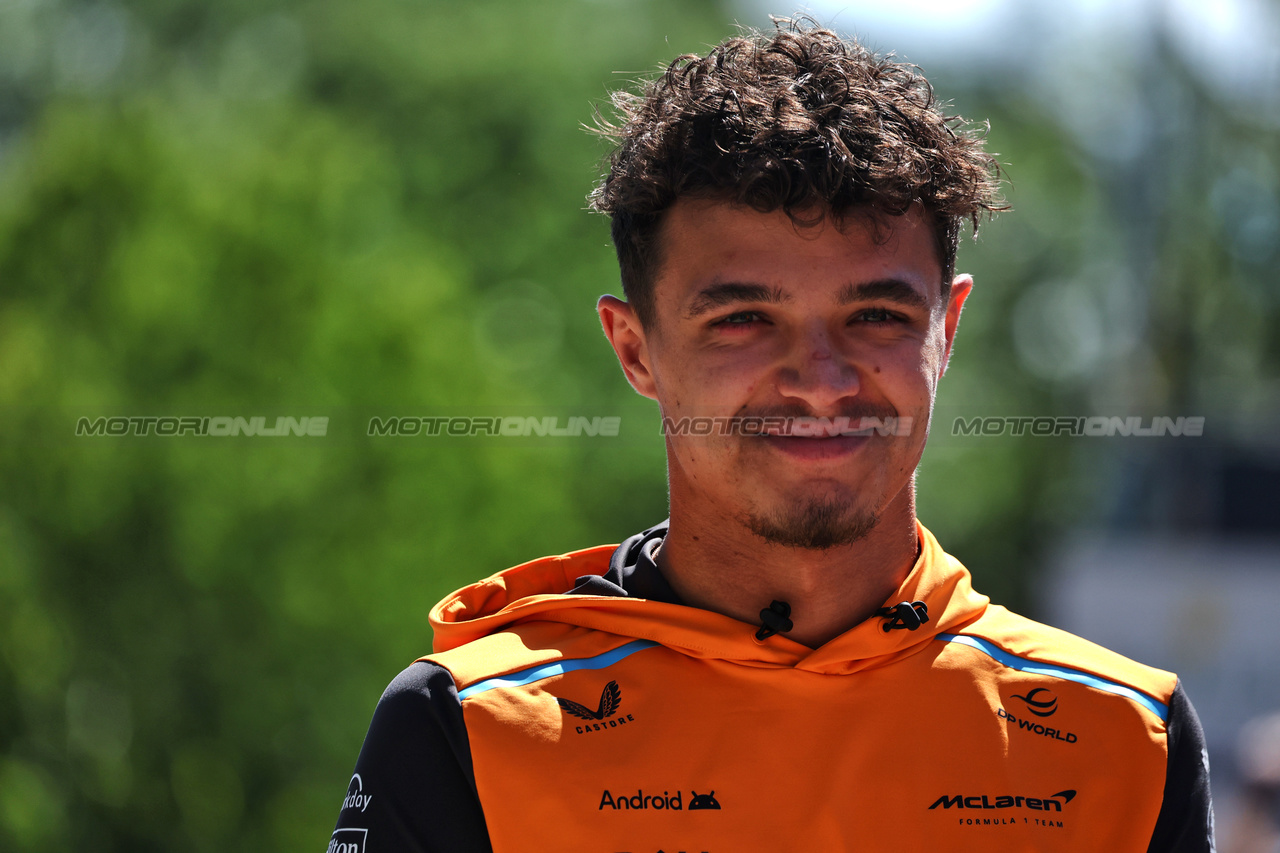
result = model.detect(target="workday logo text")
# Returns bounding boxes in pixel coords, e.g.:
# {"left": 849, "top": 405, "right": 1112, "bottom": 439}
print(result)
{"left": 342, "top": 774, "right": 372, "bottom": 813}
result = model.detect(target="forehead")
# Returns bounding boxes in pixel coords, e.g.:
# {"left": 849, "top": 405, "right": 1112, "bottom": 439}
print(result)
{"left": 652, "top": 199, "right": 943, "bottom": 310}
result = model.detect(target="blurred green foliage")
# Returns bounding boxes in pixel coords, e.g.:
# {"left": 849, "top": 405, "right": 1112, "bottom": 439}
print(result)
{"left": 0, "top": 1, "right": 721, "bottom": 849}
{"left": 0, "top": 1, "right": 1276, "bottom": 850}
{"left": 918, "top": 40, "right": 1280, "bottom": 603}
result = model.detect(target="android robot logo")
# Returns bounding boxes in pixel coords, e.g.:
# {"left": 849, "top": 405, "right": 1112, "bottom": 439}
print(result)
{"left": 688, "top": 791, "right": 720, "bottom": 811}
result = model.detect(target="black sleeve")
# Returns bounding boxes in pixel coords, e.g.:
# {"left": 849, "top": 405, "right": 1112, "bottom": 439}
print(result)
{"left": 330, "top": 661, "right": 493, "bottom": 853}
{"left": 1146, "top": 681, "right": 1216, "bottom": 853}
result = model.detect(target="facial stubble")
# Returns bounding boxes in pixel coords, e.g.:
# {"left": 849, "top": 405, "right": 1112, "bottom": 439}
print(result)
{"left": 742, "top": 492, "right": 881, "bottom": 550}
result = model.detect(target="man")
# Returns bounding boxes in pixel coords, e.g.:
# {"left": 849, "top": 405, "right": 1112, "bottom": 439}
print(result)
{"left": 331, "top": 20, "right": 1214, "bottom": 852}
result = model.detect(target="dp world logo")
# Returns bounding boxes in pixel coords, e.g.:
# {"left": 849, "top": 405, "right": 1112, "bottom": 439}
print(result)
{"left": 1011, "top": 688, "right": 1058, "bottom": 717}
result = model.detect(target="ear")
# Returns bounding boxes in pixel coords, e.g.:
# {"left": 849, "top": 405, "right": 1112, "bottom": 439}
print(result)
{"left": 597, "top": 294, "right": 659, "bottom": 400}
{"left": 939, "top": 273, "right": 973, "bottom": 377}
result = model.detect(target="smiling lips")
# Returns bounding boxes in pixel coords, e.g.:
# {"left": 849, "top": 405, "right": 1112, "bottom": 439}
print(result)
{"left": 761, "top": 432, "right": 872, "bottom": 461}
{"left": 745, "top": 410, "right": 903, "bottom": 461}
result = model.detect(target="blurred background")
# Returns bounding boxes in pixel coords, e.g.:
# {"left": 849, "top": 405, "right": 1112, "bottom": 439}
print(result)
{"left": 0, "top": 0, "right": 1276, "bottom": 849}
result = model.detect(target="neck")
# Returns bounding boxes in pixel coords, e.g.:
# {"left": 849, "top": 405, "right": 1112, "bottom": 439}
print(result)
{"left": 655, "top": 488, "right": 920, "bottom": 648}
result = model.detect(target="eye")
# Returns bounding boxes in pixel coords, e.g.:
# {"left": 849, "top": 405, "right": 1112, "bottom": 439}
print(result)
{"left": 712, "top": 311, "right": 766, "bottom": 327}
{"left": 853, "top": 307, "right": 899, "bottom": 324}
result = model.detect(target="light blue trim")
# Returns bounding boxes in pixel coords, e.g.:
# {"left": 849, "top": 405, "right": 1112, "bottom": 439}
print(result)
{"left": 457, "top": 639, "right": 661, "bottom": 700}
{"left": 936, "top": 633, "right": 1168, "bottom": 722}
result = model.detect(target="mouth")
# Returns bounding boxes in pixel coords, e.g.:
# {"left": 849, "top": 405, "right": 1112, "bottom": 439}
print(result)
{"left": 749, "top": 413, "right": 905, "bottom": 461}
{"left": 760, "top": 432, "right": 872, "bottom": 461}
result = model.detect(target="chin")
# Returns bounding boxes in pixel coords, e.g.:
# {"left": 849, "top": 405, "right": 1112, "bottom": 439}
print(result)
{"left": 740, "top": 497, "right": 881, "bottom": 550}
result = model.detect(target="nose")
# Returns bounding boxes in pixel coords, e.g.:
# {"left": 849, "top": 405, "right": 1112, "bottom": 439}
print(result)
{"left": 772, "top": 324, "right": 861, "bottom": 412}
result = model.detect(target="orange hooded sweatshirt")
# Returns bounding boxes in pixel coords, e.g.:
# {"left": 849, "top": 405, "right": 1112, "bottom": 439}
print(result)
{"left": 330, "top": 521, "right": 1213, "bottom": 853}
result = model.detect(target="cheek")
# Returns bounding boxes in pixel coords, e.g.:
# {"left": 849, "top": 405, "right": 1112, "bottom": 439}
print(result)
{"left": 665, "top": 354, "right": 772, "bottom": 411}
{"left": 874, "top": 341, "right": 939, "bottom": 394}
{"left": 868, "top": 361, "right": 940, "bottom": 439}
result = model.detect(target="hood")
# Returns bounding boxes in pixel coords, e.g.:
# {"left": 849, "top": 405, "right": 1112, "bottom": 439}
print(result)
{"left": 429, "top": 522, "right": 989, "bottom": 676}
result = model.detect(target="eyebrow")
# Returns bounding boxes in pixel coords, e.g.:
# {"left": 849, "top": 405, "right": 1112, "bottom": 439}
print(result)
{"left": 836, "top": 279, "right": 929, "bottom": 309}
{"left": 684, "top": 277, "right": 928, "bottom": 319}
{"left": 684, "top": 283, "right": 790, "bottom": 319}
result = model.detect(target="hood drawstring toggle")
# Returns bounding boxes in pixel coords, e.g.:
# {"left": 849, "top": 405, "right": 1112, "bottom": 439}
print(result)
{"left": 755, "top": 600, "right": 794, "bottom": 641}
{"left": 877, "top": 600, "right": 929, "bottom": 632}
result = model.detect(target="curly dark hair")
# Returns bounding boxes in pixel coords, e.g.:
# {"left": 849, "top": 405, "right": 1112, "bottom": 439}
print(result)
{"left": 589, "top": 19, "right": 1006, "bottom": 328}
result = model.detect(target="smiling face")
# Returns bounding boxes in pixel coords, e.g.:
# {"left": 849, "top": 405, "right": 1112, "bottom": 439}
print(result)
{"left": 599, "top": 198, "right": 972, "bottom": 550}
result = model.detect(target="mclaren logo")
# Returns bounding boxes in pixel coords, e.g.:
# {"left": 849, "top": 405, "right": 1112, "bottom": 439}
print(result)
{"left": 555, "top": 680, "right": 636, "bottom": 734}
{"left": 1011, "top": 688, "right": 1058, "bottom": 717}
{"left": 929, "top": 789, "right": 1077, "bottom": 812}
